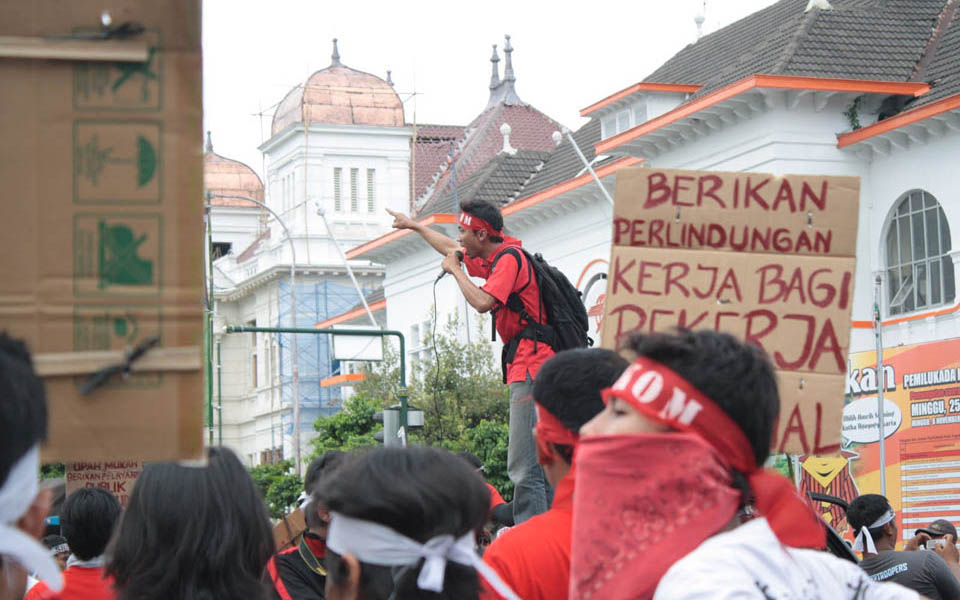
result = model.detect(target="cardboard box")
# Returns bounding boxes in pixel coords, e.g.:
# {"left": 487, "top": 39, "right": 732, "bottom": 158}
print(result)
{"left": 0, "top": 1, "right": 204, "bottom": 461}
{"left": 603, "top": 168, "right": 860, "bottom": 454}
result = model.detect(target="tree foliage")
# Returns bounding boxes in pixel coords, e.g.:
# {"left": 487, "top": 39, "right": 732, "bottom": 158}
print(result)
{"left": 309, "top": 316, "right": 513, "bottom": 499}
{"left": 248, "top": 460, "right": 303, "bottom": 520}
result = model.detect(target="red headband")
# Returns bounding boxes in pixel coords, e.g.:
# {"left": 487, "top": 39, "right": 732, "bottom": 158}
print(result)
{"left": 458, "top": 212, "right": 501, "bottom": 237}
{"left": 535, "top": 404, "right": 579, "bottom": 447}
{"left": 602, "top": 357, "right": 825, "bottom": 550}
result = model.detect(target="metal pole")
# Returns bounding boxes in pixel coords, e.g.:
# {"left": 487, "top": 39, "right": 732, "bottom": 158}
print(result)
{"left": 225, "top": 326, "right": 409, "bottom": 438}
{"left": 317, "top": 208, "right": 378, "bottom": 328}
{"left": 207, "top": 193, "right": 301, "bottom": 474}
{"left": 204, "top": 198, "right": 214, "bottom": 444}
{"left": 563, "top": 127, "right": 615, "bottom": 206}
{"left": 217, "top": 336, "right": 223, "bottom": 445}
{"left": 874, "top": 274, "right": 887, "bottom": 496}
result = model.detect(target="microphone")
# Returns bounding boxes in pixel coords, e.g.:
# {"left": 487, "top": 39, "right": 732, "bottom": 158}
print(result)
{"left": 436, "top": 251, "right": 464, "bottom": 282}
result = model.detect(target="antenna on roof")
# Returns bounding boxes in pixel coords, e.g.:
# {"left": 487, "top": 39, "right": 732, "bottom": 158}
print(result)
{"left": 205, "top": 130, "right": 213, "bottom": 153}
{"left": 386, "top": 70, "right": 394, "bottom": 86}
{"left": 331, "top": 38, "right": 341, "bottom": 67}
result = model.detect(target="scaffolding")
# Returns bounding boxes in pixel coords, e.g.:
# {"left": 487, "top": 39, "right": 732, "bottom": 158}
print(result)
{"left": 275, "top": 280, "right": 371, "bottom": 437}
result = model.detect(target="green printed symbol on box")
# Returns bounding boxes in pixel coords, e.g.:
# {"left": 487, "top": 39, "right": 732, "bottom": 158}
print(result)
{"left": 74, "top": 121, "right": 161, "bottom": 204}
{"left": 74, "top": 30, "right": 162, "bottom": 110}
{"left": 74, "top": 214, "right": 161, "bottom": 297}
{"left": 74, "top": 306, "right": 162, "bottom": 387}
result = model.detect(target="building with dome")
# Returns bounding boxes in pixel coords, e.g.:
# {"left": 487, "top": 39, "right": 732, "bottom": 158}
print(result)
{"left": 208, "top": 37, "right": 566, "bottom": 467}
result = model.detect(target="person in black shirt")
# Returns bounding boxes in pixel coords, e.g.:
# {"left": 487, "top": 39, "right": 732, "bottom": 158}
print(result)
{"left": 848, "top": 493, "right": 960, "bottom": 600}
{"left": 267, "top": 451, "right": 345, "bottom": 600}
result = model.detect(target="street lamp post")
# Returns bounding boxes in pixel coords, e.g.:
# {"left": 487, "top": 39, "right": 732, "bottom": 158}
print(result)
{"left": 206, "top": 192, "right": 303, "bottom": 475}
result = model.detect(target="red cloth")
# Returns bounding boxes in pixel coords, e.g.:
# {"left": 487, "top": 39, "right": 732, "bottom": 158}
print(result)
{"left": 462, "top": 237, "right": 554, "bottom": 384}
{"left": 603, "top": 358, "right": 825, "bottom": 550}
{"left": 458, "top": 211, "right": 500, "bottom": 237}
{"left": 481, "top": 471, "right": 575, "bottom": 600}
{"left": 570, "top": 434, "right": 739, "bottom": 600}
{"left": 25, "top": 566, "right": 115, "bottom": 600}
{"left": 486, "top": 482, "right": 506, "bottom": 510}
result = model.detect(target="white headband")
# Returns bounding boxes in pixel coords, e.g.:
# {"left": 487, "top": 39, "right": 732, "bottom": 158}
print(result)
{"left": 852, "top": 508, "right": 896, "bottom": 554}
{"left": 0, "top": 445, "right": 63, "bottom": 590}
{"left": 327, "top": 512, "right": 521, "bottom": 600}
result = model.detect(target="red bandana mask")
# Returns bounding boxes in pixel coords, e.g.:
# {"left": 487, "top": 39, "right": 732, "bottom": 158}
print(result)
{"left": 569, "top": 357, "right": 825, "bottom": 600}
{"left": 458, "top": 211, "right": 501, "bottom": 238}
{"left": 535, "top": 405, "right": 578, "bottom": 465}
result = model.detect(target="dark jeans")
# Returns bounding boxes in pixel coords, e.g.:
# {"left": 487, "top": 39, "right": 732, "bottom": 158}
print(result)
{"left": 508, "top": 375, "right": 551, "bottom": 524}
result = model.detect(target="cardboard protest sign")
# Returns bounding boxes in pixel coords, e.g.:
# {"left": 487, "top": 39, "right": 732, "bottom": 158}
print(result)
{"left": 603, "top": 168, "right": 860, "bottom": 454}
{"left": 0, "top": 1, "right": 204, "bottom": 461}
{"left": 65, "top": 461, "right": 142, "bottom": 508}
{"left": 273, "top": 508, "right": 307, "bottom": 551}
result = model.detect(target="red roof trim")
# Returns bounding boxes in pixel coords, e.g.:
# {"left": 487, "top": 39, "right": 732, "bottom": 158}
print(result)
{"left": 314, "top": 298, "right": 387, "bottom": 329}
{"left": 837, "top": 92, "right": 960, "bottom": 148}
{"left": 580, "top": 82, "right": 702, "bottom": 117}
{"left": 596, "top": 74, "right": 931, "bottom": 154}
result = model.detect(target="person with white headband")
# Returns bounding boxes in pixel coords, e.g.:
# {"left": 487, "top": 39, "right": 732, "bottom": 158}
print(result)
{"left": 848, "top": 494, "right": 960, "bottom": 600}
{"left": 0, "top": 333, "right": 63, "bottom": 600}
{"left": 315, "top": 446, "right": 523, "bottom": 600}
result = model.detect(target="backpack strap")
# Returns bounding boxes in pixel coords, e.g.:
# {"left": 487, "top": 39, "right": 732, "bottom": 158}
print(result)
{"left": 488, "top": 247, "right": 532, "bottom": 342}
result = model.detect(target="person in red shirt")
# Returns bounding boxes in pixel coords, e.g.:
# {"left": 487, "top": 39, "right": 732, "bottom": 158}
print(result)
{"left": 388, "top": 200, "right": 554, "bottom": 524}
{"left": 26, "top": 488, "right": 121, "bottom": 600}
{"left": 481, "top": 348, "right": 629, "bottom": 600}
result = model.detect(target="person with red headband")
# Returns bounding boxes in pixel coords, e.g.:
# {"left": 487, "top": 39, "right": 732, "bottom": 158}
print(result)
{"left": 388, "top": 200, "right": 553, "bottom": 524}
{"left": 571, "top": 329, "right": 921, "bottom": 600}
{"left": 481, "top": 348, "right": 628, "bottom": 600}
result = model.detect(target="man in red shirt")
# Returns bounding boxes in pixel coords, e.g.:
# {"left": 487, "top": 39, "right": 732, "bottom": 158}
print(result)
{"left": 388, "top": 200, "right": 553, "bottom": 523}
{"left": 481, "top": 348, "right": 629, "bottom": 600}
{"left": 26, "top": 488, "right": 120, "bottom": 600}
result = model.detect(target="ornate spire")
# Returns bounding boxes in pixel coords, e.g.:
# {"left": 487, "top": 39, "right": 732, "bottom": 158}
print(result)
{"left": 331, "top": 38, "right": 341, "bottom": 67}
{"left": 503, "top": 35, "right": 515, "bottom": 82}
{"left": 386, "top": 70, "right": 394, "bottom": 86}
{"left": 205, "top": 130, "right": 213, "bottom": 153}
{"left": 500, "top": 35, "right": 522, "bottom": 106}
{"left": 489, "top": 44, "right": 501, "bottom": 90}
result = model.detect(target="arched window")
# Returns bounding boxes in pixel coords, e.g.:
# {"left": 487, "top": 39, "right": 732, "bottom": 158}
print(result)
{"left": 885, "top": 190, "right": 954, "bottom": 316}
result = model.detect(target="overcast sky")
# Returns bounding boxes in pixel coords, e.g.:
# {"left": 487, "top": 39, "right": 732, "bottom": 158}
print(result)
{"left": 202, "top": 0, "right": 779, "bottom": 178}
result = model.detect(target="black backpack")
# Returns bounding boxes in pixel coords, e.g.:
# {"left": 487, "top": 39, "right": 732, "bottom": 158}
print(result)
{"left": 490, "top": 247, "right": 593, "bottom": 381}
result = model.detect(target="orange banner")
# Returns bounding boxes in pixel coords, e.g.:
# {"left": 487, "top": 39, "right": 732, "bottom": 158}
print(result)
{"left": 799, "top": 337, "right": 960, "bottom": 543}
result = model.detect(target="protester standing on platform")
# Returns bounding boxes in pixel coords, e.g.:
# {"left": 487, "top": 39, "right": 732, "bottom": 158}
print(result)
{"left": 388, "top": 202, "right": 553, "bottom": 523}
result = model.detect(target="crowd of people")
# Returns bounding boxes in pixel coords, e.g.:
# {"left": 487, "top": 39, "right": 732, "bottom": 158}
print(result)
{"left": 2, "top": 202, "right": 960, "bottom": 599}
{"left": 7, "top": 326, "right": 960, "bottom": 599}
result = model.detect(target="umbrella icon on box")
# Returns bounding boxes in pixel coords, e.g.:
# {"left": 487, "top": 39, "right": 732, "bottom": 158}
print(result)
{"left": 76, "top": 134, "right": 157, "bottom": 188}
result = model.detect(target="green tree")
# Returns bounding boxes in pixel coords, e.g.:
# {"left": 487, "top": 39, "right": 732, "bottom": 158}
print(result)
{"left": 248, "top": 460, "right": 302, "bottom": 520}
{"left": 310, "top": 394, "right": 380, "bottom": 456}
{"left": 40, "top": 463, "right": 65, "bottom": 479}
{"left": 308, "top": 315, "right": 513, "bottom": 499}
